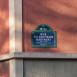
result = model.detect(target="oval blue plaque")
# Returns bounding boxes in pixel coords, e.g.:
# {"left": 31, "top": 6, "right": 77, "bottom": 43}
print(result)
{"left": 31, "top": 24, "right": 57, "bottom": 47}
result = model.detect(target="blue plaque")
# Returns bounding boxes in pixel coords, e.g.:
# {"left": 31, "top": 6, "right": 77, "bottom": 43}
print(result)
{"left": 31, "top": 24, "right": 57, "bottom": 47}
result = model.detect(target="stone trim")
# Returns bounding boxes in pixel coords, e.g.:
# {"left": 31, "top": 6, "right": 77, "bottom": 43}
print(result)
{"left": 9, "top": 0, "right": 22, "bottom": 53}
{"left": 0, "top": 52, "right": 77, "bottom": 61}
{"left": 10, "top": 59, "right": 23, "bottom": 77}
{"left": 9, "top": 0, "right": 23, "bottom": 77}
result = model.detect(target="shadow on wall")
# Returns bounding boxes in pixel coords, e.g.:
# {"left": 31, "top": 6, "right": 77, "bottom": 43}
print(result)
{"left": 0, "top": 61, "right": 9, "bottom": 77}
{"left": 22, "top": 0, "right": 77, "bottom": 53}
{"left": 0, "top": 0, "right": 9, "bottom": 55}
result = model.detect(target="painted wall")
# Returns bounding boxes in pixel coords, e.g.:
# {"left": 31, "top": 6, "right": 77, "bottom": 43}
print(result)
{"left": 23, "top": 0, "right": 77, "bottom": 53}
{"left": 0, "top": 61, "right": 9, "bottom": 77}
{"left": 24, "top": 60, "right": 77, "bottom": 77}
{"left": 0, "top": 0, "right": 9, "bottom": 55}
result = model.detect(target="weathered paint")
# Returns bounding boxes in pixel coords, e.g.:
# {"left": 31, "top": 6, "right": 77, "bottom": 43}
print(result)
{"left": 0, "top": 0, "right": 9, "bottom": 55}
{"left": 23, "top": 0, "right": 77, "bottom": 53}
{"left": 0, "top": 61, "right": 9, "bottom": 77}
{"left": 24, "top": 60, "right": 77, "bottom": 77}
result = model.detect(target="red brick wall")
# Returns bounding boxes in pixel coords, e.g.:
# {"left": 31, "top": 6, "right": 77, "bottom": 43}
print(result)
{"left": 0, "top": 61, "right": 9, "bottom": 77}
{"left": 0, "top": 0, "right": 9, "bottom": 55}
{"left": 23, "top": 0, "right": 77, "bottom": 53}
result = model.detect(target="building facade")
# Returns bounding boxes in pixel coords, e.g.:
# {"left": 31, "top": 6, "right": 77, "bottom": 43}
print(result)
{"left": 0, "top": 0, "right": 77, "bottom": 77}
